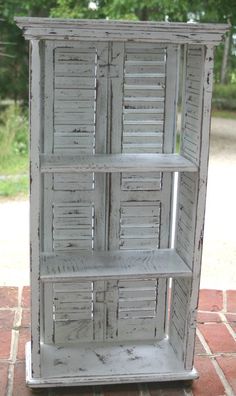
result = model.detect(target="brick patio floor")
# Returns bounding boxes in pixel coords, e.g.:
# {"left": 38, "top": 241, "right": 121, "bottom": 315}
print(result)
{"left": 0, "top": 287, "right": 235, "bottom": 396}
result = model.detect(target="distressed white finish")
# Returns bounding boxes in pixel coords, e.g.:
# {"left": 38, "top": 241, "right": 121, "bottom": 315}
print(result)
{"left": 41, "top": 249, "right": 192, "bottom": 281}
{"left": 25, "top": 341, "right": 198, "bottom": 387}
{"left": 15, "top": 17, "right": 229, "bottom": 44}
{"left": 15, "top": 18, "right": 228, "bottom": 388}
{"left": 29, "top": 40, "right": 42, "bottom": 377}
{"left": 41, "top": 153, "right": 198, "bottom": 172}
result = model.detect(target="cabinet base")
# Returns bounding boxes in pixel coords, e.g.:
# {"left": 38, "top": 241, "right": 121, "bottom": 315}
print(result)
{"left": 25, "top": 341, "right": 198, "bottom": 388}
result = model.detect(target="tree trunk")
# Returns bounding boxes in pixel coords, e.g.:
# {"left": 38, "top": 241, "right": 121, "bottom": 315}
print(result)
{"left": 220, "top": 27, "right": 231, "bottom": 84}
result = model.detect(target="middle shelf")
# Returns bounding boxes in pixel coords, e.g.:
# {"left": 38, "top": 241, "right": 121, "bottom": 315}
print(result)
{"left": 41, "top": 249, "right": 192, "bottom": 282}
{"left": 40, "top": 153, "right": 198, "bottom": 173}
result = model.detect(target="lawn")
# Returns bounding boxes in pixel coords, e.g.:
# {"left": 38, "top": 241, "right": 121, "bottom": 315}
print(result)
{"left": 212, "top": 109, "right": 236, "bottom": 120}
{"left": 0, "top": 103, "right": 29, "bottom": 199}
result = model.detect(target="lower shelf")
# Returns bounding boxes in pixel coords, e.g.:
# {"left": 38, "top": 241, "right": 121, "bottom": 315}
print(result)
{"left": 26, "top": 340, "right": 198, "bottom": 387}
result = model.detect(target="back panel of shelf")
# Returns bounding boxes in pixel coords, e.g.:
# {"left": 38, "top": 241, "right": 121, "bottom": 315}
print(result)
{"left": 39, "top": 40, "right": 180, "bottom": 349}
{"left": 42, "top": 40, "right": 179, "bottom": 253}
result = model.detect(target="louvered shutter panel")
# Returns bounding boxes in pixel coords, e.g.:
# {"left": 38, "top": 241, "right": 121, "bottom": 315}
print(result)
{"left": 43, "top": 42, "right": 108, "bottom": 254}
{"left": 43, "top": 42, "right": 109, "bottom": 343}
{"left": 107, "top": 43, "right": 179, "bottom": 341}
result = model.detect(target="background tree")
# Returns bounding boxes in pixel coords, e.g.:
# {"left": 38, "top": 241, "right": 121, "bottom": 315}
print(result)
{"left": 0, "top": 0, "right": 235, "bottom": 103}
{"left": 51, "top": 0, "right": 236, "bottom": 85}
{"left": 0, "top": 0, "right": 57, "bottom": 102}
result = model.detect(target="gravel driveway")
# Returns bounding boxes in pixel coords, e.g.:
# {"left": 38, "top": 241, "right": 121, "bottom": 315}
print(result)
{"left": 0, "top": 117, "right": 235, "bottom": 288}
{"left": 201, "top": 117, "right": 236, "bottom": 289}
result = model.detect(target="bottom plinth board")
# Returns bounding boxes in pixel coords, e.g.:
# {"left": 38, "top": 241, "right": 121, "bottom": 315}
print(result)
{"left": 25, "top": 341, "right": 198, "bottom": 387}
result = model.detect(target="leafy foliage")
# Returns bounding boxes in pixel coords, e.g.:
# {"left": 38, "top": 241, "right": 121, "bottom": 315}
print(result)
{"left": 0, "top": 175, "right": 28, "bottom": 198}
{"left": 0, "top": 103, "right": 28, "bottom": 169}
{"left": 0, "top": 0, "right": 57, "bottom": 102}
{"left": 0, "top": 0, "right": 236, "bottom": 101}
{"left": 213, "top": 83, "right": 236, "bottom": 110}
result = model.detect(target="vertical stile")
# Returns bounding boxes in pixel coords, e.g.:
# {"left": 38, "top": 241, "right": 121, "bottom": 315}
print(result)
{"left": 106, "top": 42, "right": 125, "bottom": 339}
{"left": 106, "top": 280, "right": 119, "bottom": 340}
{"left": 43, "top": 283, "right": 54, "bottom": 343}
{"left": 161, "top": 45, "right": 180, "bottom": 337}
{"left": 93, "top": 43, "right": 109, "bottom": 339}
{"left": 162, "top": 44, "right": 179, "bottom": 247}
{"left": 93, "top": 280, "right": 106, "bottom": 341}
{"left": 108, "top": 42, "right": 124, "bottom": 250}
{"left": 43, "top": 41, "right": 55, "bottom": 252}
{"left": 30, "top": 39, "right": 43, "bottom": 377}
{"left": 94, "top": 43, "right": 109, "bottom": 251}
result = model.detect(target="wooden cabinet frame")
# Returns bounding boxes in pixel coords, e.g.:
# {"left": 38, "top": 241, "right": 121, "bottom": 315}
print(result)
{"left": 15, "top": 17, "right": 228, "bottom": 388}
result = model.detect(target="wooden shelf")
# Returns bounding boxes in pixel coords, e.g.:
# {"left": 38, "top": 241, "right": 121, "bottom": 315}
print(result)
{"left": 40, "top": 153, "right": 198, "bottom": 173}
{"left": 26, "top": 341, "right": 197, "bottom": 387}
{"left": 41, "top": 249, "right": 192, "bottom": 281}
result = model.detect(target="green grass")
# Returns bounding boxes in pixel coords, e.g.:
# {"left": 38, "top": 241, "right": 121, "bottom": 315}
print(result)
{"left": 212, "top": 83, "right": 236, "bottom": 111}
{"left": 212, "top": 109, "right": 236, "bottom": 120}
{"left": 0, "top": 103, "right": 29, "bottom": 198}
{"left": 0, "top": 154, "right": 28, "bottom": 175}
{"left": 0, "top": 175, "right": 28, "bottom": 198}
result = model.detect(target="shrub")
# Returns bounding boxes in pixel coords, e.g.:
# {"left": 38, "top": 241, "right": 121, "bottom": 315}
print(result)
{"left": 0, "top": 103, "right": 28, "bottom": 160}
{"left": 212, "top": 84, "right": 236, "bottom": 111}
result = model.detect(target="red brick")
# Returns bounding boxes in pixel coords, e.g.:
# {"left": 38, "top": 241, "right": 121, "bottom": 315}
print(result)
{"left": 198, "top": 323, "right": 236, "bottom": 353}
{"left": 194, "top": 334, "right": 206, "bottom": 355}
{"left": 53, "top": 387, "right": 94, "bottom": 395}
{"left": 0, "top": 328, "right": 12, "bottom": 359}
{"left": 21, "top": 310, "right": 31, "bottom": 328}
{"left": 226, "top": 290, "right": 236, "bottom": 313}
{"left": 0, "top": 287, "right": 18, "bottom": 308}
{"left": 198, "top": 290, "right": 223, "bottom": 312}
{"left": 21, "top": 287, "right": 31, "bottom": 309}
{"left": 197, "top": 312, "right": 221, "bottom": 324}
{"left": 103, "top": 384, "right": 139, "bottom": 396}
{"left": 13, "top": 361, "right": 46, "bottom": 396}
{"left": 0, "top": 310, "right": 15, "bottom": 329}
{"left": 148, "top": 382, "right": 186, "bottom": 395}
{"left": 216, "top": 356, "right": 236, "bottom": 394}
{"left": 0, "top": 362, "right": 9, "bottom": 395}
{"left": 17, "top": 327, "right": 31, "bottom": 360}
{"left": 225, "top": 313, "right": 236, "bottom": 333}
{"left": 193, "top": 356, "right": 225, "bottom": 396}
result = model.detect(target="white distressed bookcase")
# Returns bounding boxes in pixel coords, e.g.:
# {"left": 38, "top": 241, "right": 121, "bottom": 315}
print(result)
{"left": 15, "top": 18, "right": 228, "bottom": 388}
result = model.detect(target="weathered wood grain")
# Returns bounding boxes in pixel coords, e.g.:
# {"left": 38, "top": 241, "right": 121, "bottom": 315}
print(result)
{"left": 40, "top": 153, "right": 198, "bottom": 172}
{"left": 41, "top": 249, "right": 192, "bottom": 280}
{"left": 18, "top": 17, "right": 224, "bottom": 387}
{"left": 29, "top": 39, "right": 44, "bottom": 377}
{"left": 15, "top": 17, "right": 229, "bottom": 44}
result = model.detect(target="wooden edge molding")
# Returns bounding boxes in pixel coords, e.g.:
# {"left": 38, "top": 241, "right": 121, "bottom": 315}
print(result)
{"left": 14, "top": 17, "right": 230, "bottom": 44}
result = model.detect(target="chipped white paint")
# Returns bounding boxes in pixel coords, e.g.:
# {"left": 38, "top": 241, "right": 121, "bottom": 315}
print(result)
{"left": 40, "top": 153, "right": 198, "bottom": 173}
{"left": 41, "top": 249, "right": 192, "bottom": 281}
{"left": 15, "top": 17, "right": 229, "bottom": 44}
{"left": 15, "top": 18, "right": 228, "bottom": 388}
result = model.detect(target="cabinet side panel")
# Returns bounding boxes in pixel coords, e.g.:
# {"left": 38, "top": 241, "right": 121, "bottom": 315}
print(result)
{"left": 30, "top": 40, "right": 43, "bottom": 377}
{"left": 170, "top": 45, "right": 214, "bottom": 369}
{"left": 169, "top": 278, "right": 191, "bottom": 361}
